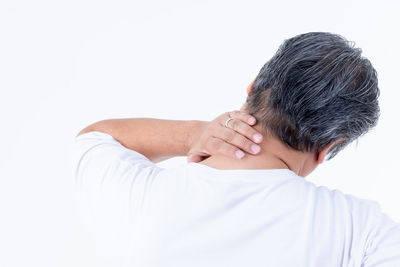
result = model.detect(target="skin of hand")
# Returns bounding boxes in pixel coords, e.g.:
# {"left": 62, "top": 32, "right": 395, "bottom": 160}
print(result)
{"left": 77, "top": 110, "right": 263, "bottom": 163}
{"left": 187, "top": 110, "right": 264, "bottom": 163}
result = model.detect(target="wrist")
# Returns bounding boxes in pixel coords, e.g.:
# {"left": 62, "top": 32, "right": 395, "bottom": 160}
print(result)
{"left": 185, "top": 120, "right": 207, "bottom": 154}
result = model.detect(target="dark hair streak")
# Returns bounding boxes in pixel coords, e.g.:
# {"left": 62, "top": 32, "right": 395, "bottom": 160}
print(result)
{"left": 247, "top": 32, "right": 380, "bottom": 159}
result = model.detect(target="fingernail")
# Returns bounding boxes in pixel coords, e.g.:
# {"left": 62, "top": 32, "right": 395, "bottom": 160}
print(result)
{"left": 253, "top": 133, "right": 262, "bottom": 143}
{"left": 251, "top": 144, "right": 260, "bottom": 154}
{"left": 235, "top": 150, "right": 245, "bottom": 159}
{"left": 248, "top": 117, "right": 256, "bottom": 124}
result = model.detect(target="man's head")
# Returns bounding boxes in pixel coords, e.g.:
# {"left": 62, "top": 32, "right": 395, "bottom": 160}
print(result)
{"left": 245, "top": 32, "right": 380, "bottom": 163}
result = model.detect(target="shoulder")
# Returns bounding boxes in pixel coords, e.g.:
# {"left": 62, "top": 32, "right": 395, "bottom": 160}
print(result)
{"left": 73, "top": 131, "right": 162, "bottom": 187}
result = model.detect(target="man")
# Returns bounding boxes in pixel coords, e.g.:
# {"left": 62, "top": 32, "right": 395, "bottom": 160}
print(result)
{"left": 74, "top": 32, "right": 400, "bottom": 266}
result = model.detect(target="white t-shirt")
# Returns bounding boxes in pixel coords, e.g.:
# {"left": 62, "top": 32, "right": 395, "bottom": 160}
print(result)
{"left": 73, "top": 131, "right": 400, "bottom": 267}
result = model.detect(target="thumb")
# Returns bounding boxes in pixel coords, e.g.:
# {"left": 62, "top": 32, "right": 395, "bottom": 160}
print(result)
{"left": 187, "top": 154, "right": 205, "bottom": 163}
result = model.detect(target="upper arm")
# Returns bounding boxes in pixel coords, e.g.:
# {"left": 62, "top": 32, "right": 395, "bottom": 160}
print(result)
{"left": 73, "top": 131, "right": 162, "bottom": 244}
{"left": 361, "top": 205, "right": 400, "bottom": 267}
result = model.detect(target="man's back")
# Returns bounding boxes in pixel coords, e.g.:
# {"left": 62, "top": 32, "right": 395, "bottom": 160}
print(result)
{"left": 74, "top": 131, "right": 400, "bottom": 267}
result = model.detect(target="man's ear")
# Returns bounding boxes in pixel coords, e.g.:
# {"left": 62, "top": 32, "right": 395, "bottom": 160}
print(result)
{"left": 316, "top": 138, "right": 346, "bottom": 164}
{"left": 241, "top": 79, "right": 256, "bottom": 112}
{"left": 246, "top": 78, "right": 256, "bottom": 95}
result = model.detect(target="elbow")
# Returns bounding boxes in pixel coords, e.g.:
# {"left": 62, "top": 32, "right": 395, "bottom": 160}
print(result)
{"left": 76, "top": 126, "right": 95, "bottom": 137}
{"left": 76, "top": 119, "right": 111, "bottom": 137}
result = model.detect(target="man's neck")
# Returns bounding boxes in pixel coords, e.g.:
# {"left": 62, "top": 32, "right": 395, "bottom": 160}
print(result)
{"left": 198, "top": 127, "right": 316, "bottom": 177}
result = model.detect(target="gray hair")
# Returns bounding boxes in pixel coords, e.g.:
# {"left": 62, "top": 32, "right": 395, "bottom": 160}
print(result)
{"left": 247, "top": 32, "right": 380, "bottom": 159}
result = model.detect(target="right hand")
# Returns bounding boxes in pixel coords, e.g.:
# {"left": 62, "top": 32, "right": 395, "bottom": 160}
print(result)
{"left": 187, "top": 111, "right": 263, "bottom": 162}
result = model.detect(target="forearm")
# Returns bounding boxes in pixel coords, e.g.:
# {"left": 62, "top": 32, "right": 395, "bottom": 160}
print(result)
{"left": 77, "top": 118, "right": 206, "bottom": 163}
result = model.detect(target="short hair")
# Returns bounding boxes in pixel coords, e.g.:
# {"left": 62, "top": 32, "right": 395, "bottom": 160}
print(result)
{"left": 246, "top": 32, "right": 380, "bottom": 159}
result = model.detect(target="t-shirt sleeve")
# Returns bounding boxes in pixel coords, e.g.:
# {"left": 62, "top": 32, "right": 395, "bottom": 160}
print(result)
{"left": 72, "top": 131, "right": 163, "bottom": 258}
{"left": 361, "top": 202, "right": 400, "bottom": 267}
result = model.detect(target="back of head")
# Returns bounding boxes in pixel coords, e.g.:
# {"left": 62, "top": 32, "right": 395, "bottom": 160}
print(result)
{"left": 247, "top": 32, "right": 380, "bottom": 159}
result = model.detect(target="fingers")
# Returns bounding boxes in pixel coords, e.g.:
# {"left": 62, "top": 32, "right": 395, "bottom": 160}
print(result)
{"left": 186, "top": 110, "right": 264, "bottom": 162}
{"left": 218, "top": 127, "right": 261, "bottom": 155}
{"left": 225, "top": 111, "right": 263, "bottom": 144}
{"left": 205, "top": 137, "right": 245, "bottom": 159}
{"left": 227, "top": 110, "right": 257, "bottom": 125}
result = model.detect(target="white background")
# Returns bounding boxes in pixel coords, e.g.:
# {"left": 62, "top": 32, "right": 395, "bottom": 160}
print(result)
{"left": 0, "top": 0, "right": 399, "bottom": 266}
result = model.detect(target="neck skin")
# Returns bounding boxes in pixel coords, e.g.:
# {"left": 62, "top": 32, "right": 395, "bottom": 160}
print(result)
{"left": 199, "top": 124, "right": 319, "bottom": 177}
